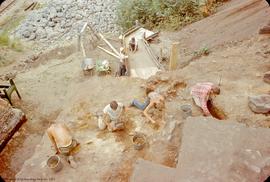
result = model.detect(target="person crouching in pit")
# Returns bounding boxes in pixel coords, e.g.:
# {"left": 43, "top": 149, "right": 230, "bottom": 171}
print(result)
{"left": 190, "top": 82, "right": 220, "bottom": 116}
{"left": 101, "top": 100, "right": 126, "bottom": 132}
{"left": 47, "top": 123, "right": 79, "bottom": 167}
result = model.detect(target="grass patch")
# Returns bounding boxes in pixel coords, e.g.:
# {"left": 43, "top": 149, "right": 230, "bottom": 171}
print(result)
{"left": 193, "top": 46, "right": 210, "bottom": 57}
{"left": 10, "top": 39, "right": 23, "bottom": 52}
{"left": 0, "top": 31, "right": 10, "bottom": 46}
{"left": 0, "top": 14, "right": 25, "bottom": 51}
{"left": 0, "top": 31, "right": 23, "bottom": 52}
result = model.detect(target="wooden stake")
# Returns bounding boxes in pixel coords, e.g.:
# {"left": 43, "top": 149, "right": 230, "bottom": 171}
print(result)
{"left": 159, "top": 47, "right": 163, "bottom": 63}
{"left": 169, "top": 42, "right": 180, "bottom": 71}
{"left": 97, "top": 46, "right": 120, "bottom": 59}
{"left": 77, "top": 34, "right": 81, "bottom": 52}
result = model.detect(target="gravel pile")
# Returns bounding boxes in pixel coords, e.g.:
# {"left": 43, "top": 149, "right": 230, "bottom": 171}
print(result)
{"left": 14, "top": 0, "right": 120, "bottom": 43}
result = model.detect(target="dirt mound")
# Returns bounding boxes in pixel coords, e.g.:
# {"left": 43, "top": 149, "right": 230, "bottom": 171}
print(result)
{"left": 161, "top": 0, "right": 270, "bottom": 56}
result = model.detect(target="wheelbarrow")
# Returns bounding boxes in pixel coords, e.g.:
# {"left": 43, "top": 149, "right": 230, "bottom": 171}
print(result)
{"left": 81, "top": 58, "right": 95, "bottom": 76}
{"left": 96, "top": 60, "right": 111, "bottom": 76}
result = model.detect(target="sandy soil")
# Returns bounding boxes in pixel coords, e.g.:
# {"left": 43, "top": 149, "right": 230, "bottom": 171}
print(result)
{"left": 0, "top": 0, "right": 270, "bottom": 181}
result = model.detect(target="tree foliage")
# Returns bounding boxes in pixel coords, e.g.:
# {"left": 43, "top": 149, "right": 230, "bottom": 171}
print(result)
{"left": 117, "top": 0, "right": 203, "bottom": 31}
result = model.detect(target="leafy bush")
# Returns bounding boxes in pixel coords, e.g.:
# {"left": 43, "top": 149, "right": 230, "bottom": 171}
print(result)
{"left": 117, "top": 0, "right": 203, "bottom": 31}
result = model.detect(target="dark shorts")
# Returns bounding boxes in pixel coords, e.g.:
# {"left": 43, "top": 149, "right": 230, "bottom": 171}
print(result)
{"left": 131, "top": 98, "right": 150, "bottom": 110}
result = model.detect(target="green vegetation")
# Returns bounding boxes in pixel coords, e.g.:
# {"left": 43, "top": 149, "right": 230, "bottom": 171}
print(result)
{"left": 193, "top": 46, "right": 210, "bottom": 57}
{"left": 191, "top": 46, "right": 210, "bottom": 61}
{"left": 117, "top": 0, "right": 225, "bottom": 31}
{"left": 0, "top": 31, "right": 23, "bottom": 52}
{"left": 0, "top": 31, "right": 10, "bottom": 46}
{"left": 117, "top": 0, "right": 203, "bottom": 31}
{"left": 0, "top": 15, "right": 25, "bottom": 51}
{"left": 10, "top": 39, "right": 23, "bottom": 52}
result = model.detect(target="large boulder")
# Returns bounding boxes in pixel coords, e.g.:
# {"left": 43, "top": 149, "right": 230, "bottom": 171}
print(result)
{"left": 248, "top": 94, "right": 270, "bottom": 114}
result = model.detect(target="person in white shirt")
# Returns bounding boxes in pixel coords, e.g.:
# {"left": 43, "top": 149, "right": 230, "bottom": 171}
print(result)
{"left": 118, "top": 47, "right": 128, "bottom": 76}
{"left": 102, "top": 101, "right": 125, "bottom": 132}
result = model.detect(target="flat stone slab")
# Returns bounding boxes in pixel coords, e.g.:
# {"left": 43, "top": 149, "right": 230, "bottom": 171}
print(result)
{"left": 130, "top": 159, "right": 175, "bottom": 182}
{"left": 178, "top": 117, "right": 270, "bottom": 181}
{"left": 131, "top": 117, "right": 270, "bottom": 181}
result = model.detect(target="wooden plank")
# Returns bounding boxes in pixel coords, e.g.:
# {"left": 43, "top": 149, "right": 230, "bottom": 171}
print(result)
{"left": 145, "top": 31, "right": 159, "bottom": 41}
{"left": 98, "top": 33, "right": 120, "bottom": 57}
{"left": 123, "top": 26, "right": 141, "bottom": 37}
{"left": 97, "top": 46, "right": 120, "bottom": 59}
{"left": 30, "top": 2, "right": 38, "bottom": 10}
{"left": 81, "top": 39, "right": 86, "bottom": 58}
{"left": 24, "top": 2, "right": 35, "bottom": 11}
{"left": 80, "top": 22, "right": 88, "bottom": 34}
{"left": 143, "top": 39, "right": 164, "bottom": 70}
{"left": 0, "top": 0, "right": 15, "bottom": 14}
{"left": 0, "top": 110, "right": 26, "bottom": 152}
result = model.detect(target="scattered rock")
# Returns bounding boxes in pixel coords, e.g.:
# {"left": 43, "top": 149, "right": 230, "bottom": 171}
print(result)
{"left": 4, "top": 72, "right": 17, "bottom": 80}
{"left": 248, "top": 95, "right": 270, "bottom": 114}
{"left": 75, "top": 14, "right": 83, "bottom": 20}
{"left": 22, "top": 30, "right": 31, "bottom": 38}
{"left": 28, "top": 33, "right": 36, "bottom": 40}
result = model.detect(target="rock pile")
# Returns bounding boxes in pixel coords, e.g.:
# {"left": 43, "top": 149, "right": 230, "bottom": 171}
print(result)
{"left": 248, "top": 94, "right": 270, "bottom": 114}
{"left": 15, "top": 0, "right": 120, "bottom": 42}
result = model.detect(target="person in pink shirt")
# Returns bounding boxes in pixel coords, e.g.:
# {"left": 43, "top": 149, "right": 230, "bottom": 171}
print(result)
{"left": 190, "top": 82, "right": 220, "bottom": 116}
